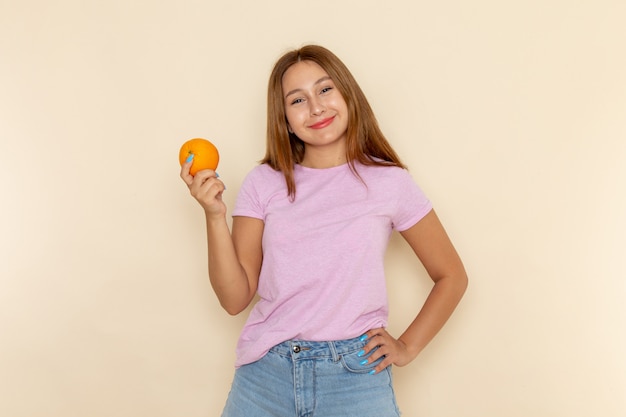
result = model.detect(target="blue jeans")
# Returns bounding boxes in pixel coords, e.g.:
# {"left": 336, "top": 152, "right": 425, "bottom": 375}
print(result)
{"left": 221, "top": 335, "right": 401, "bottom": 417}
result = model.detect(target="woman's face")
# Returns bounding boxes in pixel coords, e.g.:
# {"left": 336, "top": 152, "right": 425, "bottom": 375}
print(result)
{"left": 282, "top": 60, "right": 349, "bottom": 156}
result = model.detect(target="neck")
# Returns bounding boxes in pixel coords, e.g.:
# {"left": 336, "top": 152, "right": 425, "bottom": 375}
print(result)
{"left": 300, "top": 154, "right": 347, "bottom": 169}
{"left": 300, "top": 144, "right": 347, "bottom": 169}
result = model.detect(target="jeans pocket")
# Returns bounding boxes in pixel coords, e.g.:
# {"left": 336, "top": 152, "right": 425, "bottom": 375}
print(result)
{"left": 340, "top": 347, "right": 384, "bottom": 374}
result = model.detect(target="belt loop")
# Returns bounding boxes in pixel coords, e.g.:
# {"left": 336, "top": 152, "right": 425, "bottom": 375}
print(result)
{"left": 327, "top": 341, "right": 339, "bottom": 361}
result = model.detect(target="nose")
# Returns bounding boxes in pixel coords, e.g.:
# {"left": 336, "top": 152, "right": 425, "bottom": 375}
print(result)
{"left": 309, "top": 96, "right": 326, "bottom": 116}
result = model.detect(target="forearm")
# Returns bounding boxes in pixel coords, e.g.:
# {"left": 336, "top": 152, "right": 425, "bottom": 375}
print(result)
{"left": 398, "top": 273, "right": 468, "bottom": 358}
{"left": 205, "top": 214, "right": 253, "bottom": 315}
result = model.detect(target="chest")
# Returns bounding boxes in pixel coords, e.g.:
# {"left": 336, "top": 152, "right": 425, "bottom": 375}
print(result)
{"left": 262, "top": 174, "right": 396, "bottom": 251}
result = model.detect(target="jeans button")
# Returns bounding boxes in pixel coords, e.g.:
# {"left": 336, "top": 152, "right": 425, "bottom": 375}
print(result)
{"left": 293, "top": 345, "right": 301, "bottom": 353}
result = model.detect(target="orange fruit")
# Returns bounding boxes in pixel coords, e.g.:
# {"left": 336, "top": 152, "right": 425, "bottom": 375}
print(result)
{"left": 179, "top": 138, "right": 220, "bottom": 175}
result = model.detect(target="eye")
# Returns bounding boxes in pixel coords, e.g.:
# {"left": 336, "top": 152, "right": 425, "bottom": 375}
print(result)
{"left": 320, "top": 86, "right": 333, "bottom": 94}
{"left": 290, "top": 97, "right": 305, "bottom": 105}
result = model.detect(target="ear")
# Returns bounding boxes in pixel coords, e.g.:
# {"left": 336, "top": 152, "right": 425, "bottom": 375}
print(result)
{"left": 287, "top": 124, "right": 293, "bottom": 134}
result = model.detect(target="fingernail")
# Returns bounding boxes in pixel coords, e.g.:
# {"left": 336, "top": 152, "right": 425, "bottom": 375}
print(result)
{"left": 357, "top": 350, "right": 365, "bottom": 357}
{"left": 360, "top": 359, "right": 368, "bottom": 366}
{"left": 369, "top": 370, "right": 376, "bottom": 375}
{"left": 185, "top": 153, "right": 194, "bottom": 163}
{"left": 359, "top": 334, "right": 368, "bottom": 342}
{"left": 215, "top": 172, "right": 220, "bottom": 178}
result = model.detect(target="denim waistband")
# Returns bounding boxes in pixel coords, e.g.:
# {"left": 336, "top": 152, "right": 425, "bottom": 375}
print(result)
{"left": 269, "top": 335, "right": 367, "bottom": 361}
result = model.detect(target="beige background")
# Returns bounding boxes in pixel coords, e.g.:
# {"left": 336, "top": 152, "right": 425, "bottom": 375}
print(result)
{"left": 1, "top": 0, "right": 625, "bottom": 416}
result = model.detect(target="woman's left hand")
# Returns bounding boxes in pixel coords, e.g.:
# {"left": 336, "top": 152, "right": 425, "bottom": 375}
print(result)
{"left": 359, "top": 328, "right": 417, "bottom": 374}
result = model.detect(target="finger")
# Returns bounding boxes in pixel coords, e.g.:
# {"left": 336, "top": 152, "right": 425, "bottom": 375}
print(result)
{"left": 366, "top": 327, "right": 387, "bottom": 340}
{"left": 371, "top": 355, "right": 394, "bottom": 375}
{"left": 204, "top": 179, "right": 226, "bottom": 198}
{"left": 192, "top": 176, "right": 226, "bottom": 204}
{"left": 359, "top": 344, "right": 392, "bottom": 374}
{"left": 180, "top": 160, "right": 194, "bottom": 185}
{"left": 189, "top": 170, "right": 219, "bottom": 193}
{"left": 192, "top": 168, "right": 217, "bottom": 182}
{"left": 362, "top": 328, "right": 388, "bottom": 354}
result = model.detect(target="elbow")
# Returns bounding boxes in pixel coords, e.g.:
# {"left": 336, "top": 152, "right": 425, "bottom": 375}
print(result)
{"left": 457, "top": 271, "right": 469, "bottom": 299}
{"left": 455, "top": 268, "right": 469, "bottom": 293}
{"left": 212, "top": 279, "right": 255, "bottom": 316}
{"left": 221, "top": 303, "right": 247, "bottom": 316}
{"left": 439, "top": 269, "right": 468, "bottom": 299}
{"left": 220, "top": 297, "right": 251, "bottom": 316}
{"left": 459, "top": 271, "right": 469, "bottom": 293}
{"left": 223, "top": 305, "right": 246, "bottom": 316}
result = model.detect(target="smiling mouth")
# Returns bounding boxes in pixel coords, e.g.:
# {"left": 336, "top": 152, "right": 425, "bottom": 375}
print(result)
{"left": 309, "top": 116, "right": 335, "bottom": 129}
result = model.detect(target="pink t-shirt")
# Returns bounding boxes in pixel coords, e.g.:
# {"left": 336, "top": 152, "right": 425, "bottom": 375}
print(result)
{"left": 231, "top": 161, "right": 432, "bottom": 367}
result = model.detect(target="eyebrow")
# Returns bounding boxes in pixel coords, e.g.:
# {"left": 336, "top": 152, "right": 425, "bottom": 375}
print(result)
{"left": 284, "top": 76, "right": 332, "bottom": 99}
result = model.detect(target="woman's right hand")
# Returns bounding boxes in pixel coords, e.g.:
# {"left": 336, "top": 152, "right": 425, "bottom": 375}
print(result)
{"left": 180, "top": 159, "right": 226, "bottom": 218}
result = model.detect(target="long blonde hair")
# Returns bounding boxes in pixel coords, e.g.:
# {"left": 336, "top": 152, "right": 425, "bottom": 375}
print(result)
{"left": 261, "top": 45, "right": 406, "bottom": 198}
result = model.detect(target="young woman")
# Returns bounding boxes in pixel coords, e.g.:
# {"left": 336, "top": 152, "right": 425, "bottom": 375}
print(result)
{"left": 181, "top": 45, "right": 468, "bottom": 417}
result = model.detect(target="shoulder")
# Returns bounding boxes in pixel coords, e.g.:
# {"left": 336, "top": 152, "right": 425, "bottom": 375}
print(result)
{"left": 356, "top": 161, "right": 415, "bottom": 184}
{"left": 357, "top": 163, "right": 433, "bottom": 231}
{"left": 242, "top": 163, "right": 284, "bottom": 185}
{"left": 356, "top": 161, "right": 429, "bottom": 202}
{"left": 238, "top": 164, "right": 288, "bottom": 201}
{"left": 235, "top": 164, "right": 286, "bottom": 216}
{"left": 246, "top": 163, "right": 282, "bottom": 178}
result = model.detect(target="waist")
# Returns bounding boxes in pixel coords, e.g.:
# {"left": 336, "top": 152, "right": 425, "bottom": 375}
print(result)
{"left": 269, "top": 335, "right": 367, "bottom": 361}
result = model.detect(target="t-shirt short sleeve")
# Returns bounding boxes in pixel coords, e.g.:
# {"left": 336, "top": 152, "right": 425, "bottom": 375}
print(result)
{"left": 390, "top": 169, "right": 433, "bottom": 232}
{"left": 232, "top": 168, "right": 265, "bottom": 220}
